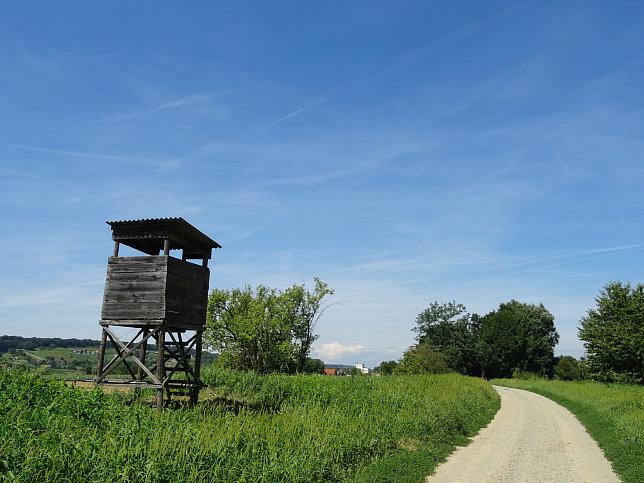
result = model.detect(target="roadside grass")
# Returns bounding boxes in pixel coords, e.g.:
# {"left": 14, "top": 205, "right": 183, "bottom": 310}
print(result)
{"left": 0, "top": 368, "right": 499, "bottom": 482}
{"left": 203, "top": 368, "right": 501, "bottom": 482}
{"left": 493, "top": 378, "right": 644, "bottom": 483}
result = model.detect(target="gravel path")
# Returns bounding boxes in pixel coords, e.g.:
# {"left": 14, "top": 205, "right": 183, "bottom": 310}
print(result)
{"left": 426, "top": 385, "right": 620, "bottom": 482}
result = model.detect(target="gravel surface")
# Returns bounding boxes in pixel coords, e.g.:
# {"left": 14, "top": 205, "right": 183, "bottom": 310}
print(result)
{"left": 426, "top": 385, "right": 620, "bottom": 482}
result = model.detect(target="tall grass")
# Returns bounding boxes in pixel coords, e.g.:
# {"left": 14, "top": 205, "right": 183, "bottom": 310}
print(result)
{"left": 493, "top": 378, "right": 644, "bottom": 483}
{"left": 1, "top": 368, "right": 499, "bottom": 482}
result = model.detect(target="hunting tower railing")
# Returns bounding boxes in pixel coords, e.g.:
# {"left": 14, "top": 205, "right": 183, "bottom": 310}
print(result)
{"left": 94, "top": 218, "right": 220, "bottom": 409}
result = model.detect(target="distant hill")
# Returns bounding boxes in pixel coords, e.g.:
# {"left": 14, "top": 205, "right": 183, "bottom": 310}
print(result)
{"left": 0, "top": 335, "right": 102, "bottom": 354}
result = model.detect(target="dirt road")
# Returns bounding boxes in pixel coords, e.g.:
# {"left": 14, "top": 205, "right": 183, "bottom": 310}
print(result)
{"left": 427, "top": 385, "right": 620, "bottom": 482}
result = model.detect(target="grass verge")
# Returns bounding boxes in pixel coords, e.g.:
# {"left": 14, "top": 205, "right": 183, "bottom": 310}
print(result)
{"left": 0, "top": 368, "right": 499, "bottom": 482}
{"left": 492, "top": 378, "right": 644, "bottom": 483}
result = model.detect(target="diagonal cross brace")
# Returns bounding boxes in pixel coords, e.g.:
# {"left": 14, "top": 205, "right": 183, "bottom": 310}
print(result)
{"left": 163, "top": 331, "right": 200, "bottom": 384}
{"left": 96, "top": 326, "right": 161, "bottom": 384}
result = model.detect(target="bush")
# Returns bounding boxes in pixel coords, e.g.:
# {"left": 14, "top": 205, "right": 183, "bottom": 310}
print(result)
{"left": 554, "top": 355, "right": 582, "bottom": 381}
{"left": 394, "top": 343, "right": 450, "bottom": 374}
{"left": 511, "top": 369, "right": 546, "bottom": 380}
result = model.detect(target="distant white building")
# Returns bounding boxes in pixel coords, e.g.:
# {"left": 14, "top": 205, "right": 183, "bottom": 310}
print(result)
{"left": 355, "top": 362, "right": 369, "bottom": 374}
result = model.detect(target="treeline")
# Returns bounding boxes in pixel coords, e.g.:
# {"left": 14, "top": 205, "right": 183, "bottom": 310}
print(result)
{"left": 376, "top": 300, "right": 559, "bottom": 379}
{"left": 0, "top": 336, "right": 101, "bottom": 354}
{"left": 377, "top": 281, "right": 644, "bottom": 385}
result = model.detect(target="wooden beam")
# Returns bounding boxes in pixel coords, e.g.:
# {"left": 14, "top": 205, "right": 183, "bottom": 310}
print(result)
{"left": 95, "top": 328, "right": 108, "bottom": 383}
{"left": 137, "top": 329, "right": 149, "bottom": 381}
{"left": 157, "top": 330, "right": 165, "bottom": 410}
{"left": 163, "top": 331, "right": 199, "bottom": 383}
{"left": 95, "top": 327, "right": 161, "bottom": 384}
{"left": 192, "top": 330, "right": 203, "bottom": 404}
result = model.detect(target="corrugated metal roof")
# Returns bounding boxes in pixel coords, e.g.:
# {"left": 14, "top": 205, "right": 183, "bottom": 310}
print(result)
{"left": 106, "top": 217, "right": 182, "bottom": 224}
{"left": 106, "top": 217, "right": 221, "bottom": 256}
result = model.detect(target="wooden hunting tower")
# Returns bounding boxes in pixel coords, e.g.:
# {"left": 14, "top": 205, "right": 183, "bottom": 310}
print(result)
{"left": 94, "top": 218, "right": 220, "bottom": 408}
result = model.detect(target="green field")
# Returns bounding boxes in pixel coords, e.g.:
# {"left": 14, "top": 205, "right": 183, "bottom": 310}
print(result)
{"left": 1, "top": 345, "right": 217, "bottom": 381}
{"left": 493, "top": 378, "right": 644, "bottom": 483}
{"left": 2, "top": 346, "right": 104, "bottom": 379}
{"left": 0, "top": 368, "right": 498, "bottom": 482}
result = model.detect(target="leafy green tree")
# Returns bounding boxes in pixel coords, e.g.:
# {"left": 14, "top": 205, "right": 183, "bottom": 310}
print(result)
{"left": 284, "top": 278, "right": 334, "bottom": 373}
{"left": 477, "top": 300, "right": 559, "bottom": 379}
{"left": 394, "top": 343, "right": 449, "bottom": 374}
{"left": 206, "top": 284, "right": 287, "bottom": 372}
{"left": 302, "top": 358, "right": 325, "bottom": 374}
{"left": 204, "top": 278, "right": 333, "bottom": 374}
{"left": 554, "top": 355, "right": 582, "bottom": 381}
{"left": 413, "top": 301, "right": 480, "bottom": 375}
{"left": 374, "top": 360, "right": 398, "bottom": 375}
{"left": 578, "top": 281, "right": 644, "bottom": 384}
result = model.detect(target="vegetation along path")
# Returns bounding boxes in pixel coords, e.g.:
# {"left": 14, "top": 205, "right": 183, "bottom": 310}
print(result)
{"left": 426, "top": 385, "right": 619, "bottom": 483}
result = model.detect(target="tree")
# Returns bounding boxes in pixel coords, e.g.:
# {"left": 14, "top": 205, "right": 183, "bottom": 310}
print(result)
{"left": 412, "top": 301, "right": 480, "bottom": 375}
{"left": 374, "top": 360, "right": 398, "bottom": 375}
{"left": 204, "top": 278, "right": 333, "bottom": 374}
{"left": 394, "top": 343, "right": 449, "bottom": 375}
{"left": 302, "top": 358, "right": 325, "bottom": 374}
{"left": 554, "top": 355, "right": 582, "bottom": 381}
{"left": 477, "top": 300, "right": 559, "bottom": 379}
{"left": 578, "top": 281, "right": 644, "bottom": 384}
{"left": 284, "top": 278, "right": 334, "bottom": 373}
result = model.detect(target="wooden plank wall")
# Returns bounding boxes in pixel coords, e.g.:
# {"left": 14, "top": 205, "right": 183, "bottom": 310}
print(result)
{"left": 165, "top": 256, "right": 209, "bottom": 328}
{"left": 101, "top": 256, "right": 209, "bottom": 328}
{"left": 102, "top": 256, "right": 167, "bottom": 321}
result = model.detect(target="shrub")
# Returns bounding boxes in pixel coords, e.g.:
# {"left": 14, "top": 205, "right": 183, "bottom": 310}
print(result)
{"left": 554, "top": 355, "right": 582, "bottom": 381}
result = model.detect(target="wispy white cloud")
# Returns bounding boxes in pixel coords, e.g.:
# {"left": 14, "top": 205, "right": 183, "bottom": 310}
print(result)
{"left": 95, "top": 91, "right": 234, "bottom": 122}
{"left": 365, "top": 0, "right": 544, "bottom": 87}
{"left": 256, "top": 90, "right": 337, "bottom": 134}
{"left": 256, "top": 155, "right": 389, "bottom": 188}
{"left": 0, "top": 144, "right": 179, "bottom": 169}
{"left": 501, "top": 245, "right": 644, "bottom": 274}
{"left": 236, "top": 4, "right": 544, "bottom": 142}
{"left": 325, "top": 244, "right": 644, "bottom": 283}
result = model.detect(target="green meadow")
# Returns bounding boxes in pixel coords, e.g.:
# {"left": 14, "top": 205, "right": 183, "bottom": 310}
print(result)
{"left": 0, "top": 368, "right": 498, "bottom": 482}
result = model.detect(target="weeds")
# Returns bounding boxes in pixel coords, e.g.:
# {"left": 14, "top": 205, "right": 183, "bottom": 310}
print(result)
{"left": 0, "top": 368, "right": 498, "bottom": 482}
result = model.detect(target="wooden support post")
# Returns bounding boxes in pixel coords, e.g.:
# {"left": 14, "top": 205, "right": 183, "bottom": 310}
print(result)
{"left": 113, "top": 241, "right": 120, "bottom": 257}
{"left": 163, "top": 238, "right": 170, "bottom": 256}
{"left": 156, "top": 329, "right": 165, "bottom": 410}
{"left": 191, "top": 330, "right": 203, "bottom": 405}
{"left": 95, "top": 328, "right": 108, "bottom": 383}
{"left": 137, "top": 329, "right": 148, "bottom": 381}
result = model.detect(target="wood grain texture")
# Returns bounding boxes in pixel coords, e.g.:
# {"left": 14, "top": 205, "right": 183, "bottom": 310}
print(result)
{"left": 101, "top": 255, "right": 209, "bottom": 328}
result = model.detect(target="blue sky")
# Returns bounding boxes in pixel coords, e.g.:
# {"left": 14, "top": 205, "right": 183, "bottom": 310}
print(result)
{"left": 1, "top": 1, "right": 643, "bottom": 368}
